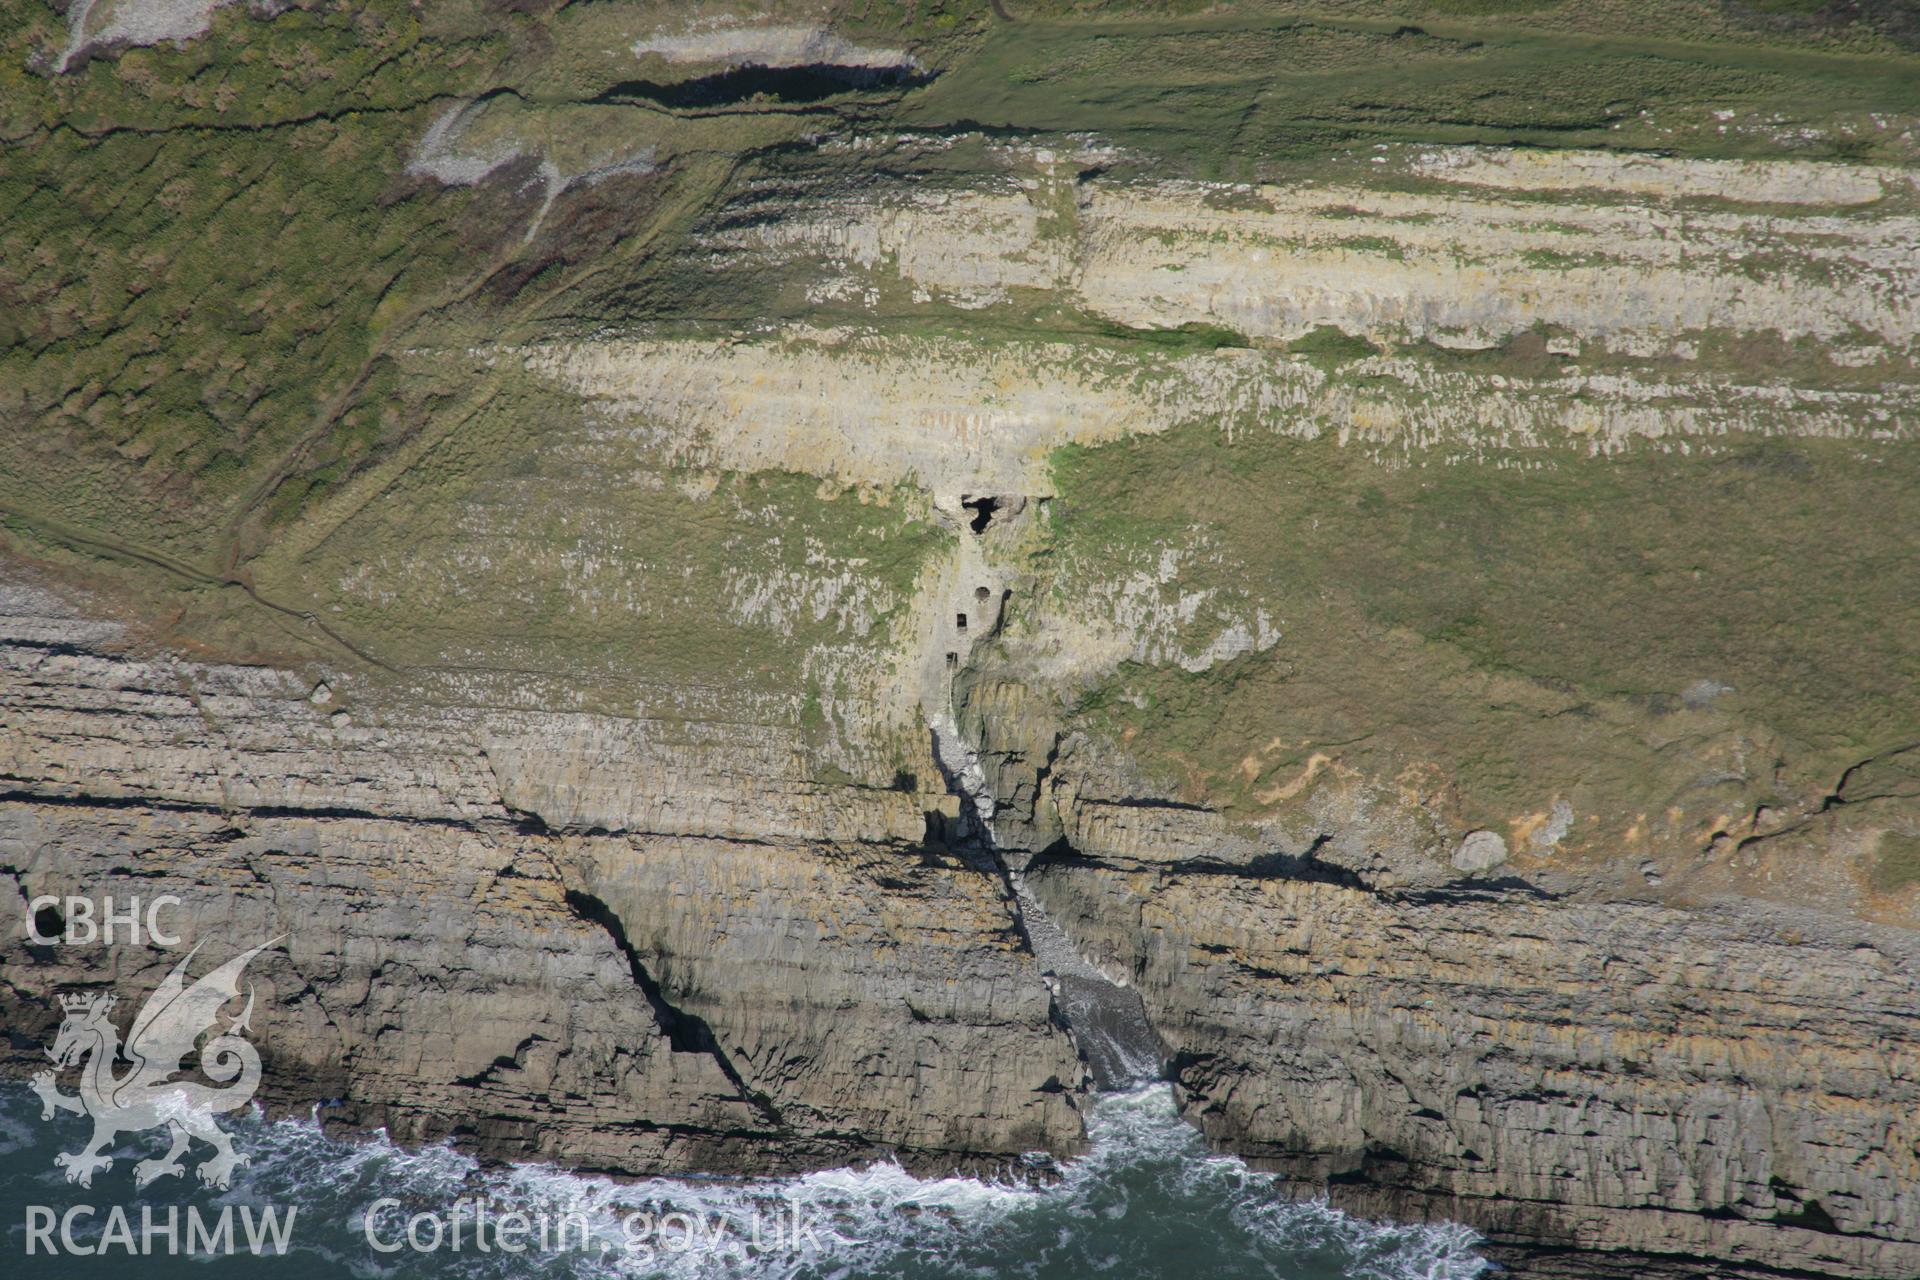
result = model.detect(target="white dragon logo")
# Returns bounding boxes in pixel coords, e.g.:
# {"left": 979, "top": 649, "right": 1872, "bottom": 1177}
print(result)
{"left": 31, "top": 938, "right": 279, "bottom": 1189}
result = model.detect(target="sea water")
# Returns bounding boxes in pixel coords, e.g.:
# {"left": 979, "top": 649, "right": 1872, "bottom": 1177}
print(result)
{"left": 0, "top": 1082, "right": 1488, "bottom": 1278}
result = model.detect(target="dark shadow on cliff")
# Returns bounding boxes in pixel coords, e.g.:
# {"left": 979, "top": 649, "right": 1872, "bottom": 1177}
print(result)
{"left": 594, "top": 63, "right": 934, "bottom": 109}
{"left": 563, "top": 889, "right": 786, "bottom": 1130}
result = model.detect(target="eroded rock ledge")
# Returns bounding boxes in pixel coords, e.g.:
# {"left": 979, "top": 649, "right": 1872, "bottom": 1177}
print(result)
{"left": 4, "top": 572, "right": 1918, "bottom": 1279}
{"left": 0, "top": 572, "right": 1083, "bottom": 1178}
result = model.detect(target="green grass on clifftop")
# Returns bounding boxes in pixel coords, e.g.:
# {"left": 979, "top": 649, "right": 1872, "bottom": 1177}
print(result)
{"left": 1051, "top": 426, "right": 1920, "bottom": 843}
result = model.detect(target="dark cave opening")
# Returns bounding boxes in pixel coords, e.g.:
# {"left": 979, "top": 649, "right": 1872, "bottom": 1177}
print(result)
{"left": 963, "top": 496, "right": 1000, "bottom": 533}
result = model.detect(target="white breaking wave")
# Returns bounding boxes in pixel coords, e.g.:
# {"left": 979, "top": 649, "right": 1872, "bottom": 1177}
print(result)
{"left": 1, "top": 1084, "right": 1488, "bottom": 1278}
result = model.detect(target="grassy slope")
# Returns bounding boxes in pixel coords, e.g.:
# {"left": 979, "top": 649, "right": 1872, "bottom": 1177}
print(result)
{"left": 2, "top": 0, "right": 1917, "bottom": 776}
{"left": 0, "top": 3, "right": 522, "bottom": 565}
{"left": 908, "top": 4, "right": 1920, "bottom": 175}
{"left": 1050, "top": 422, "right": 1919, "bottom": 842}
{"left": 243, "top": 367, "right": 949, "bottom": 712}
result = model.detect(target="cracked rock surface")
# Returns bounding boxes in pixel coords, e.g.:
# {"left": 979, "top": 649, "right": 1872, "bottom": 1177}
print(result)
{"left": 0, "top": 575, "right": 1085, "bottom": 1177}
{"left": 6, "top": 559, "right": 1920, "bottom": 1277}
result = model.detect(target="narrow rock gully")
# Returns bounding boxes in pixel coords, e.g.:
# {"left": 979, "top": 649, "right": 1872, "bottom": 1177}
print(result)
{"left": 913, "top": 487, "right": 1166, "bottom": 1093}
{"left": 926, "top": 716, "right": 1166, "bottom": 1093}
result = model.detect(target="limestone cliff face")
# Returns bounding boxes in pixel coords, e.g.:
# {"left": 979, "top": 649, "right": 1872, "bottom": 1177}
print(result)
{"left": 708, "top": 144, "right": 1920, "bottom": 363}
{"left": 7, "top": 549, "right": 1920, "bottom": 1276}
{"left": 940, "top": 630, "right": 1920, "bottom": 1278}
{"left": 7, "top": 10, "right": 1920, "bottom": 1268}
{"left": 0, "top": 573, "right": 1084, "bottom": 1176}
{"left": 1021, "top": 822, "right": 1920, "bottom": 1278}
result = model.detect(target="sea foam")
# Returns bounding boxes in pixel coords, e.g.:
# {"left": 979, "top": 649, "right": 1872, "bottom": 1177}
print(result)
{"left": 2, "top": 1083, "right": 1488, "bottom": 1279}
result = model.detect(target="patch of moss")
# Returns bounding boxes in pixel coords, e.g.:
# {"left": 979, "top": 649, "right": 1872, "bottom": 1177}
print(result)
{"left": 1092, "top": 319, "right": 1253, "bottom": 353}
{"left": 1869, "top": 833, "right": 1920, "bottom": 894}
{"left": 1287, "top": 326, "right": 1378, "bottom": 366}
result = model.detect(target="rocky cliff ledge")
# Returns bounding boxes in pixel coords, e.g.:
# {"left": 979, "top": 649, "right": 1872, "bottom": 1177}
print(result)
{"left": 5, "top": 562, "right": 1918, "bottom": 1279}
{"left": 6, "top": 3, "right": 1920, "bottom": 1276}
{"left": 0, "top": 571, "right": 1081, "bottom": 1180}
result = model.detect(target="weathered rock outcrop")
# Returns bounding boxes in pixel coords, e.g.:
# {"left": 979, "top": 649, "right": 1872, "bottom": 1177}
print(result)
{"left": 0, "top": 573, "right": 1084, "bottom": 1176}
{"left": 7, "top": 6, "right": 1920, "bottom": 1275}
{"left": 6, "top": 559, "right": 1919, "bottom": 1277}
{"left": 1022, "top": 831, "right": 1920, "bottom": 1277}
{"left": 932, "top": 627, "right": 1920, "bottom": 1275}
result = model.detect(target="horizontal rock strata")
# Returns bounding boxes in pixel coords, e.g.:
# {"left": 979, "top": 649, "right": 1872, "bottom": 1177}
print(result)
{"left": 6, "top": 566, "right": 1919, "bottom": 1277}
{"left": 0, "top": 575, "right": 1083, "bottom": 1176}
